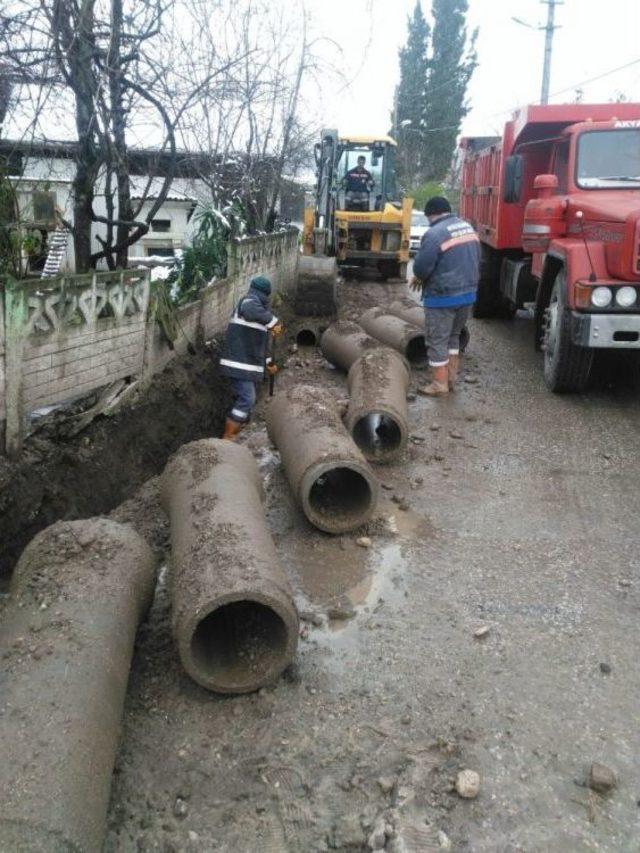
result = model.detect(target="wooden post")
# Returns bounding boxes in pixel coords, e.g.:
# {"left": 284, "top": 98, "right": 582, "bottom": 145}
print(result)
{"left": 4, "top": 279, "right": 28, "bottom": 458}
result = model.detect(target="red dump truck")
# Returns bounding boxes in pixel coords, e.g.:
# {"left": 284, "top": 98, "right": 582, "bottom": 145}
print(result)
{"left": 460, "top": 103, "right": 640, "bottom": 391}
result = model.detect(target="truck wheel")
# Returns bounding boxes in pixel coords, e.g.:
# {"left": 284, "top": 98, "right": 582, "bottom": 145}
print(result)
{"left": 473, "top": 245, "right": 502, "bottom": 318}
{"left": 542, "top": 269, "right": 593, "bottom": 393}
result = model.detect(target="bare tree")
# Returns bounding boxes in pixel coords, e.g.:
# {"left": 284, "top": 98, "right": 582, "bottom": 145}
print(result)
{"left": 1, "top": 0, "right": 246, "bottom": 270}
{"left": 178, "top": 0, "right": 338, "bottom": 232}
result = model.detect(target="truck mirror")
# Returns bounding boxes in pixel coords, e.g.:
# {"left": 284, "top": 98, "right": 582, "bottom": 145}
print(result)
{"left": 503, "top": 155, "right": 524, "bottom": 203}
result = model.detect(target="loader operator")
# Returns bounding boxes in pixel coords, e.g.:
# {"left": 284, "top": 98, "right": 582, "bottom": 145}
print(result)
{"left": 344, "top": 155, "right": 374, "bottom": 210}
{"left": 412, "top": 196, "right": 480, "bottom": 396}
{"left": 220, "top": 275, "right": 283, "bottom": 439}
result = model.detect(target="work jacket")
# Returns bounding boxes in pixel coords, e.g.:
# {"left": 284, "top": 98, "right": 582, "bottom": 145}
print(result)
{"left": 413, "top": 214, "right": 481, "bottom": 309}
{"left": 219, "top": 287, "right": 278, "bottom": 381}
{"left": 345, "top": 166, "right": 373, "bottom": 192}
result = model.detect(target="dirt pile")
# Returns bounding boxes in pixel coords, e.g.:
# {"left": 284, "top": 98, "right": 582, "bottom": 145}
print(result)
{"left": 0, "top": 348, "right": 229, "bottom": 581}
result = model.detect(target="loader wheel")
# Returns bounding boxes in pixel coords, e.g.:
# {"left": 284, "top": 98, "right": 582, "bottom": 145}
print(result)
{"left": 542, "top": 269, "right": 593, "bottom": 393}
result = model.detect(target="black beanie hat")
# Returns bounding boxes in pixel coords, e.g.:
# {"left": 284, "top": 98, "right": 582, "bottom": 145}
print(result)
{"left": 424, "top": 196, "right": 451, "bottom": 216}
{"left": 250, "top": 275, "right": 272, "bottom": 295}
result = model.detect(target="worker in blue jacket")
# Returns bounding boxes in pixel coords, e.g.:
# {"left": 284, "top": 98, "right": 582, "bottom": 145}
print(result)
{"left": 220, "top": 275, "right": 283, "bottom": 439}
{"left": 412, "top": 197, "right": 480, "bottom": 396}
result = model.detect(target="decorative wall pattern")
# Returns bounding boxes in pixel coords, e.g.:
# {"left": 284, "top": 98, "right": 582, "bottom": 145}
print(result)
{"left": 0, "top": 230, "right": 299, "bottom": 456}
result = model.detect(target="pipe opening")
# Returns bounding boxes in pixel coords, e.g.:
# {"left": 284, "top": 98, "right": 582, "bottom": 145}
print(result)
{"left": 352, "top": 412, "right": 402, "bottom": 457}
{"left": 308, "top": 466, "right": 372, "bottom": 524}
{"left": 406, "top": 336, "right": 428, "bottom": 366}
{"left": 190, "top": 601, "right": 288, "bottom": 691}
{"left": 296, "top": 329, "right": 317, "bottom": 346}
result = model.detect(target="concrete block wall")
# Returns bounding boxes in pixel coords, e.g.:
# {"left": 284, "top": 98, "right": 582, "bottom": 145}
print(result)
{"left": 1, "top": 229, "right": 299, "bottom": 456}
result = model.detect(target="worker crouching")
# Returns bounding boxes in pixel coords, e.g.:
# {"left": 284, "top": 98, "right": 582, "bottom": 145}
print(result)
{"left": 412, "top": 197, "right": 481, "bottom": 396}
{"left": 220, "top": 275, "right": 283, "bottom": 439}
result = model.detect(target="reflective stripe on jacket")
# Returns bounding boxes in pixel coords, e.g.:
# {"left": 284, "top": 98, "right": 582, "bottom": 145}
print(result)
{"left": 413, "top": 214, "right": 481, "bottom": 309}
{"left": 219, "top": 288, "right": 278, "bottom": 381}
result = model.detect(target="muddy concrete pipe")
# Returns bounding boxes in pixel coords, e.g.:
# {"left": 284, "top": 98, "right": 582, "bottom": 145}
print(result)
{"left": 320, "top": 319, "right": 386, "bottom": 372}
{"left": 359, "top": 307, "right": 428, "bottom": 366}
{"left": 388, "top": 297, "right": 425, "bottom": 329}
{"left": 0, "top": 518, "right": 156, "bottom": 853}
{"left": 346, "top": 348, "right": 410, "bottom": 464}
{"left": 161, "top": 439, "right": 298, "bottom": 694}
{"left": 266, "top": 385, "right": 379, "bottom": 533}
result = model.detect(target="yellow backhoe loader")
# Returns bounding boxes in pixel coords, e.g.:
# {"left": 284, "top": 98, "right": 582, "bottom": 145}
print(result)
{"left": 297, "top": 130, "right": 412, "bottom": 313}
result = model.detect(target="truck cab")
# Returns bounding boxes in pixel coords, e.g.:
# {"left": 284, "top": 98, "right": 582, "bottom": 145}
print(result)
{"left": 460, "top": 104, "right": 640, "bottom": 392}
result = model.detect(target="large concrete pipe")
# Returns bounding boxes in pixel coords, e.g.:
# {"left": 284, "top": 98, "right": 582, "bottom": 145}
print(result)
{"left": 388, "top": 297, "right": 470, "bottom": 352}
{"left": 388, "top": 297, "right": 425, "bottom": 329}
{"left": 320, "top": 319, "right": 385, "bottom": 372}
{"left": 359, "top": 307, "right": 428, "bottom": 366}
{"left": 345, "top": 348, "right": 410, "bottom": 464}
{"left": 161, "top": 439, "right": 298, "bottom": 694}
{"left": 266, "top": 385, "right": 379, "bottom": 533}
{"left": 0, "top": 518, "right": 156, "bottom": 853}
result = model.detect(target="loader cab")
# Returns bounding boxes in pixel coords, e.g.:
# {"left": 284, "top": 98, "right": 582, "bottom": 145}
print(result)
{"left": 336, "top": 138, "right": 400, "bottom": 212}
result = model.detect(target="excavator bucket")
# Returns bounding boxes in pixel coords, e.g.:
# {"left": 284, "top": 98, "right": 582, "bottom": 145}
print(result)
{"left": 295, "top": 255, "right": 338, "bottom": 317}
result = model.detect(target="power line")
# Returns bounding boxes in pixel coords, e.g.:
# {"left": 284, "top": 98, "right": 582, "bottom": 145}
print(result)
{"left": 478, "top": 55, "right": 640, "bottom": 126}
{"left": 549, "top": 56, "right": 640, "bottom": 98}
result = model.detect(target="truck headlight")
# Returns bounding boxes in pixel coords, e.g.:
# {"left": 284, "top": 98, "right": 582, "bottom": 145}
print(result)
{"left": 615, "top": 286, "right": 637, "bottom": 308}
{"left": 591, "top": 287, "right": 612, "bottom": 308}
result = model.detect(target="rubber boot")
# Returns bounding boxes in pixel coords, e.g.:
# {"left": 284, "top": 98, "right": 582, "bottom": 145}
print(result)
{"left": 448, "top": 354, "right": 460, "bottom": 391}
{"left": 418, "top": 364, "right": 449, "bottom": 397}
{"left": 222, "top": 418, "right": 244, "bottom": 440}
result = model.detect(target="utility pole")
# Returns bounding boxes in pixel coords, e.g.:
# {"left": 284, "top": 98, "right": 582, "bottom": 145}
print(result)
{"left": 540, "top": 0, "right": 561, "bottom": 104}
{"left": 512, "top": 0, "right": 563, "bottom": 105}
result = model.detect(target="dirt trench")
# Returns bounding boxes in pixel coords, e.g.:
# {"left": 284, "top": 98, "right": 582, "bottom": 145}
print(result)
{"left": 0, "top": 347, "right": 230, "bottom": 582}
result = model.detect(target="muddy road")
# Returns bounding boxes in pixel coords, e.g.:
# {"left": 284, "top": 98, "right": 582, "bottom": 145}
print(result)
{"left": 101, "top": 277, "right": 640, "bottom": 851}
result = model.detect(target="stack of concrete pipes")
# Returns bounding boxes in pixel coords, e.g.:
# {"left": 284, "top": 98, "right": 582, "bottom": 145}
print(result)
{"left": 319, "top": 311, "right": 424, "bottom": 466}
{"left": 0, "top": 439, "right": 301, "bottom": 850}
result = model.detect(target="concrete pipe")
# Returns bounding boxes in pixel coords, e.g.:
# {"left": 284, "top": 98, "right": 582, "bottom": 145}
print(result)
{"left": 388, "top": 297, "right": 425, "bottom": 329}
{"left": 266, "top": 385, "right": 379, "bottom": 533}
{"left": 0, "top": 518, "right": 156, "bottom": 853}
{"left": 345, "top": 348, "right": 410, "bottom": 464}
{"left": 161, "top": 439, "right": 298, "bottom": 694}
{"left": 295, "top": 255, "right": 337, "bottom": 317}
{"left": 359, "top": 307, "right": 428, "bottom": 366}
{"left": 320, "top": 319, "right": 385, "bottom": 372}
{"left": 388, "top": 298, "right": 470, "bottom": 352}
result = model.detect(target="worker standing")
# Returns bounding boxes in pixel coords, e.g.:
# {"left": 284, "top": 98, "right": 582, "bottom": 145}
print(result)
{"left": 220, "top": 275, "right": 282, "bottom": 439}
{"left": 412, "top": 197, "right": 480, "bottom": 396}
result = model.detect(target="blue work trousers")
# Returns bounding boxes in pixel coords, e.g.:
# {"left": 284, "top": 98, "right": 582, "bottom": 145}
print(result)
{"left": 229, "top": 378, "right": 258, "bottom": 423}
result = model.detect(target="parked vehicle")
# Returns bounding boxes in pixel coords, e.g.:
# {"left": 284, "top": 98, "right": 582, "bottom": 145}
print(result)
{"left": 459, "top": 103, "right": 640, "bottom": 392}
{"left": 409, "top": 210, "right": 429, "bottom": 255}
{"left": 302, "top": 130, "right": 413, "bottom": 283}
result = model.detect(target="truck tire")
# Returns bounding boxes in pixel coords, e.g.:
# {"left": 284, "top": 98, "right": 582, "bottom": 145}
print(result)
{"left": 542, "top": 269, "right": 593, "bottom": 393}
{"left": 473, "top": 245, "right": 502, "bottom": 318}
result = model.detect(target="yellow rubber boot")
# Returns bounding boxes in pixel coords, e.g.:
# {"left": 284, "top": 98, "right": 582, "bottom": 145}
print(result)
{"left": 418, "top": 364, "right": 450, "bottom": 397}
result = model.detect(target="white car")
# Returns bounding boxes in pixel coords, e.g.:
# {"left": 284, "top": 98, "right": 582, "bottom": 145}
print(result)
{"left": 409, "top": 210, "right": 429, "bottom": 256}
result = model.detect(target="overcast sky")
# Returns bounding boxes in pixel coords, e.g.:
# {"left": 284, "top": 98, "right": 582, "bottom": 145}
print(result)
{"left": 306, "top": 0, "right": 640, "bottom": 139}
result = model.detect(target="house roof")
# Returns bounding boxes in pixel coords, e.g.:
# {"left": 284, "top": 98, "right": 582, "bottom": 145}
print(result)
{"left": 129, "top": 176, "right": 197, "bottom": 202}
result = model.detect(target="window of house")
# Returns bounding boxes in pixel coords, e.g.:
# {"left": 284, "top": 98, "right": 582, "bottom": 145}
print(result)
{"left": 151, "top": 218, "right": 171, "bottom": 232}
{"left": 147, "top": 246, "right": 175, "bottom": 257}
{"left": 32, "top": 190, "right": 56, "bottom": 224}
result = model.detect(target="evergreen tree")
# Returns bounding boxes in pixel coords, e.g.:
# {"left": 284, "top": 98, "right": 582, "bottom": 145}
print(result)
{"left": 395, "top": 2, "right": 430, "bottom": 187}
{"left": 423, "top": 0, "right": 477, "bottom": 182}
